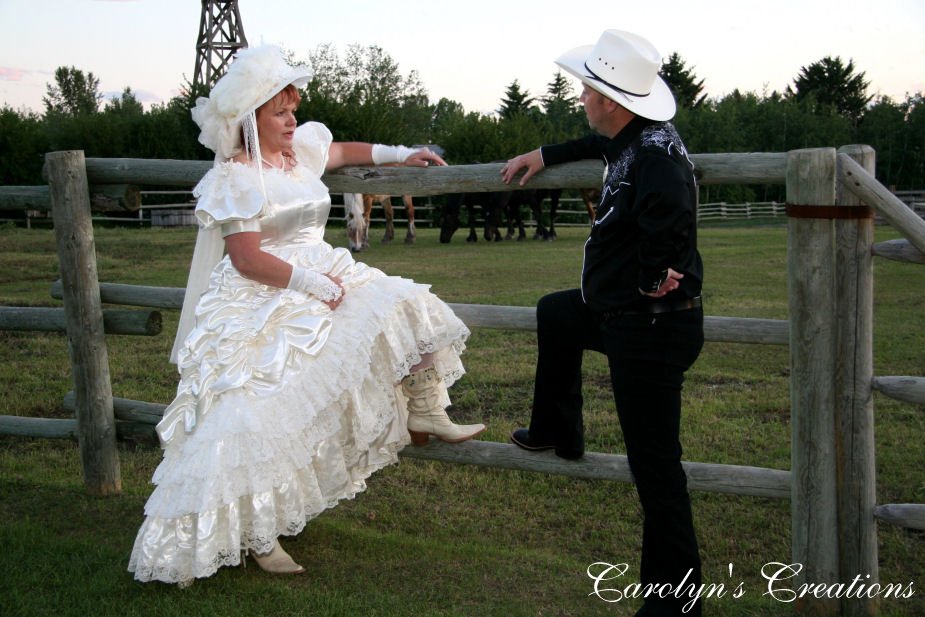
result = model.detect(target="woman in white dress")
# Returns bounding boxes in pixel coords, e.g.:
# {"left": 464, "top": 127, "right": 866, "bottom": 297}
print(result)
{"left": 128, "top": 45, "right": 484, "bottom": 586}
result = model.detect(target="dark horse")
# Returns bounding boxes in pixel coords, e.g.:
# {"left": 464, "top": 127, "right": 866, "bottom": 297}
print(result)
{"left": 521, "top": 188, "right": 601, "bottom": 238}
{"left": 532, "top": 189, "right": 563, "bottom": 240}
{"left": 439, "top": 188, "right": 599, "bottom": 243}
{"left": 439, "top": 191, "right": 505, "bottom": 243}
{"left": 438, "top": 190, "right": 543, "bottom": 243}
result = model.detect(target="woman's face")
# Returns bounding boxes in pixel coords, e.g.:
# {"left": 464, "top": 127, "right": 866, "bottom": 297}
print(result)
{"left": 256, "top": 92, "right": 298, "bottom": 155}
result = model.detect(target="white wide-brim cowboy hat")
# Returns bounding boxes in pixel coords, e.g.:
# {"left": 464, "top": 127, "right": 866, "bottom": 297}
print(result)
{"left": 191, "top": 44, "right": 314, "bottom": 159}
{"left": 555, "top": 29, "right": 676, "bottom": 122}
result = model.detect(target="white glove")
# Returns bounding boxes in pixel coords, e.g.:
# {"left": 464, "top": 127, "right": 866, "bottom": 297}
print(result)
{"left": 371, "top": 144, "right": 419, "bottom": 165}
{"left": 287, "top": 267, "right": 343, "bottom": 303}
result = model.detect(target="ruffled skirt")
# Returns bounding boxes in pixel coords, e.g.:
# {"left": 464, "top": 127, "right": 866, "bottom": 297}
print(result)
{"left": 128, "top": 240, "right": 469, "bottom": 584}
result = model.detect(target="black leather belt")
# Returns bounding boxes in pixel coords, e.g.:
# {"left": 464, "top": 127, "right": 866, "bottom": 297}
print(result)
{"left": 604, "top": 296, "right": 702, "bottom": 318}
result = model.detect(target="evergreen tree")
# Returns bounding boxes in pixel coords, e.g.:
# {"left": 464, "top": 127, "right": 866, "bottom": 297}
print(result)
{"left": 498, "top": 80, "right": 536, "bottom": 119}
{"left": 659, "top": 52, "right": 706, "bottom": 109}
{"left": 542, "top": 72, "right": 577, "bottom": 112}
{"left": 788, "top": 56, "right": 872, "bottom": 126}
{"left": 541, "top": 72, "right": 584, "bottom": 142}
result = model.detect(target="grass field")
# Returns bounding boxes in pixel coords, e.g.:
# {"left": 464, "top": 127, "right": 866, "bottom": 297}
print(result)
{"left": 0, "top": 222, "right": 923, "bottom": 616}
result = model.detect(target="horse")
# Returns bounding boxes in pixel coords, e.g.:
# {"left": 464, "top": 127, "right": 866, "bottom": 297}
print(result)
{"left": 579, "top": 188, "right": 601, "bottom": 224}
{"left": 438, "top": 188, "right": 600, "bottom": 244}
{"left": 438, "top": 191, "right": 506, "bottom": 244}
{"left": 345, "top": 193, "right": 416, "bottom": 252}
{"left": 524, "top": 188, "right": 605, "bottom": 239}
{"left": 491, "top": 188, "right": 564, "bottom": 241}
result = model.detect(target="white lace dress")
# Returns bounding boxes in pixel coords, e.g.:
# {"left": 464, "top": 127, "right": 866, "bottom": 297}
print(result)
{"left": 128, "top": 122, "right": 469, "bottom": 584}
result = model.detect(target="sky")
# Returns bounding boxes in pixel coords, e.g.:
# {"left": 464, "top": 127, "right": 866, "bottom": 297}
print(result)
{"left": 1, "top": 0, "right": 923, "bottom": 117}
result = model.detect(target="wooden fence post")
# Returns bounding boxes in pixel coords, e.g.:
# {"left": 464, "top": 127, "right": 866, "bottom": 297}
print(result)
{"left": 834, "top": 145, "right": 878, "bottom": 617}
{"left": 47, "top": 150, "right": 121, "bottom": 496}
{"left": 786, "top": 147, "right": 839, "bottom": 616}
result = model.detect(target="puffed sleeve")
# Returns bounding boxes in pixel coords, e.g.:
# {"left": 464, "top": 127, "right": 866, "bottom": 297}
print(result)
{"left": 291, "top": 122, "right": 333, "bottom": 176}
{"left": 192, "top": 162, "right": 265, "bottom": 233}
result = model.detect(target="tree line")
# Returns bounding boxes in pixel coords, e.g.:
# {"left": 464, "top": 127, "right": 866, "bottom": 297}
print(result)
{"left": 1, "top": 44, "right": 922, "bottom": 204}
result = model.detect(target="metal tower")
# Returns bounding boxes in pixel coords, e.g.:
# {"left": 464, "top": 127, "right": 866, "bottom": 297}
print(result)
{"left": 193, "top": 0, "right": 248, "bottom": 90}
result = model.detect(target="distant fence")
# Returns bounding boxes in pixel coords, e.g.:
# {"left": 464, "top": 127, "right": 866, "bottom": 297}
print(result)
{"left": 698, "top": 200, "right": 785, "bottom": 221}
{"left": 4, "top": 177, "right": 920, "bottom": 228}
{"left": 1, "top": 147, "right": 925, "bottom": 616}
{"left": 0, "top": 188, "right": 434, "bottom": 228}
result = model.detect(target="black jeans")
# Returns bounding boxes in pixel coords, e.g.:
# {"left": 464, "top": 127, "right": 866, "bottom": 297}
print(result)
{"left": 529, "top": 289, "right": 704, "bottom": 616}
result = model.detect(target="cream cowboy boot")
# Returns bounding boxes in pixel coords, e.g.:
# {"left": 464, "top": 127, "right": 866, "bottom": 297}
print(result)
{"left": 401, "top": 367, "right": 485, "bottom": 445}
{"left": 250, "top": 542, "right": 305, "bottom": 575}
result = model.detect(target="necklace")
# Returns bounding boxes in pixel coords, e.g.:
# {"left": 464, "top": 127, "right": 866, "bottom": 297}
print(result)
{"left": 261, "top": 156, "right": 287, "bottom": 171}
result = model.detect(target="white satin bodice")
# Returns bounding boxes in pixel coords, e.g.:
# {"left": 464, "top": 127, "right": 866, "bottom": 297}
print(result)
{"left": 218, "top": 177, "right": 332, "bottom": 246}
{"left": 194, "top": 121, "right": 335, "bottom": 244}
{"left": 258, "top": 193, "right": 332, "bottom": 245}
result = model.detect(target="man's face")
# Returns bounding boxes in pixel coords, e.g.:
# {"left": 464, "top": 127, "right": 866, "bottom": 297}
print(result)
{"left": 579, "top": 84, "right": 610, "bottom": 134}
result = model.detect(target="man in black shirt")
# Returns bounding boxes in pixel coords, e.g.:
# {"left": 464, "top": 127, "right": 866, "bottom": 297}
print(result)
{"left": 501, "top": 29, "right": 704, "bottom": 617}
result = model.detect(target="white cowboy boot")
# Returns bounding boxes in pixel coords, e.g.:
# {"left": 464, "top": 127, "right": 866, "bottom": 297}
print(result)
{"left": 401, "top": 367, "right": 485, "bottom": 445}
{"left": 249, "top": 542, "right": 305, "bottom": 575}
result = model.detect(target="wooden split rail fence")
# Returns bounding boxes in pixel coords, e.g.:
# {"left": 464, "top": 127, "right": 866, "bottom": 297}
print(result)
{"left": 2, "top": 146, "right": 925, "bottom": 615}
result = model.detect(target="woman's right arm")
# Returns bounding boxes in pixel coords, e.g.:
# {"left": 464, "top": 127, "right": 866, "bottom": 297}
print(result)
{"left": 224, "top": 232, "right": 344, "bottom": 309}
{"left": 224, "top": 231, "right": 292, "bottom": 288}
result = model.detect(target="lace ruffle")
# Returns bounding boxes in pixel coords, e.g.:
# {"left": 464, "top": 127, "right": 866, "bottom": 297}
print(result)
{"left": 130, "top": 418, "right": 407, "bottom": 584}
{"left": 193, "top": 163, "right": 267, "bottom": 228}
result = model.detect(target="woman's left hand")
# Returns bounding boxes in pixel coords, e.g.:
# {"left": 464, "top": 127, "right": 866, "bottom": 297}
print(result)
{"left": 322, "top": 274, "right": 345, "bottom": 311}
{"left": 404, "top": 148, "right": 447, "bottom": 168}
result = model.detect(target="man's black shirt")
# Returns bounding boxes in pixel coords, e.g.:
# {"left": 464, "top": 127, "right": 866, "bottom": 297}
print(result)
{"left": 541, "top": 116, "right": 703, "bottom": 312}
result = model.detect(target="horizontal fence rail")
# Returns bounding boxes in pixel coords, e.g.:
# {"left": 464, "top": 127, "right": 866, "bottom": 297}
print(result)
{"left": 50, "top": 282, "right": 791, "bottom": 346}
{"left": 0, "top": 183, "right": 141, "bottom": 212}
{"left": 56, "top": 392, "right": 791, "bottom": 500}
{"left": 400, "top": 439, "right": 791, "bottom": 499}
{"left": 0, "top": 306, "right": 161, "bottom": 335}
{"left": 872, "top": 376, "right": 925, "bottom": 405}
{"left": 871, "top": 238, "right": 925, "bottom": 264}
{"left": 873, "top": 504, "right": 925, "bottom": 529}
{"left": 66, "top": 154, "right": 789, "bottom": 195}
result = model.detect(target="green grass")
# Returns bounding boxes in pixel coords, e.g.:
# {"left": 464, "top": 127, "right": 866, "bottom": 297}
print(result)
{"left": 1, "top": 223, "right": 923, "bottom": 616}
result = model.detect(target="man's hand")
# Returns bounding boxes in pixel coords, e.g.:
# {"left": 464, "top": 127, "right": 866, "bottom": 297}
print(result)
{"left": 641, "top": 268, "right": 683, "bottom": 298}
{"left": 500, "top": 149, "right": 544, "bottom": 186}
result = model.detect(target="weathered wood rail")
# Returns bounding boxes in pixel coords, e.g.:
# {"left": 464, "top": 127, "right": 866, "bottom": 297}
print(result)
{"left": 3, "top": 146, "right": 924, "bottom": 616}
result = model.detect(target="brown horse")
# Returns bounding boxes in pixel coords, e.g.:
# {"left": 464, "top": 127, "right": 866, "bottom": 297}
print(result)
{"left": 345, "top": 193, "right": 416, "bottom": 251}
{"left": 579, "top": 188, "right": 601, "bottom": 223}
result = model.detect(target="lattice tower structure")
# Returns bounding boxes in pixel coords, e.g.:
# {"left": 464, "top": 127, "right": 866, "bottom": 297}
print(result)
{"left": 193, "top": 0, "right": 249, "bottom": 90}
